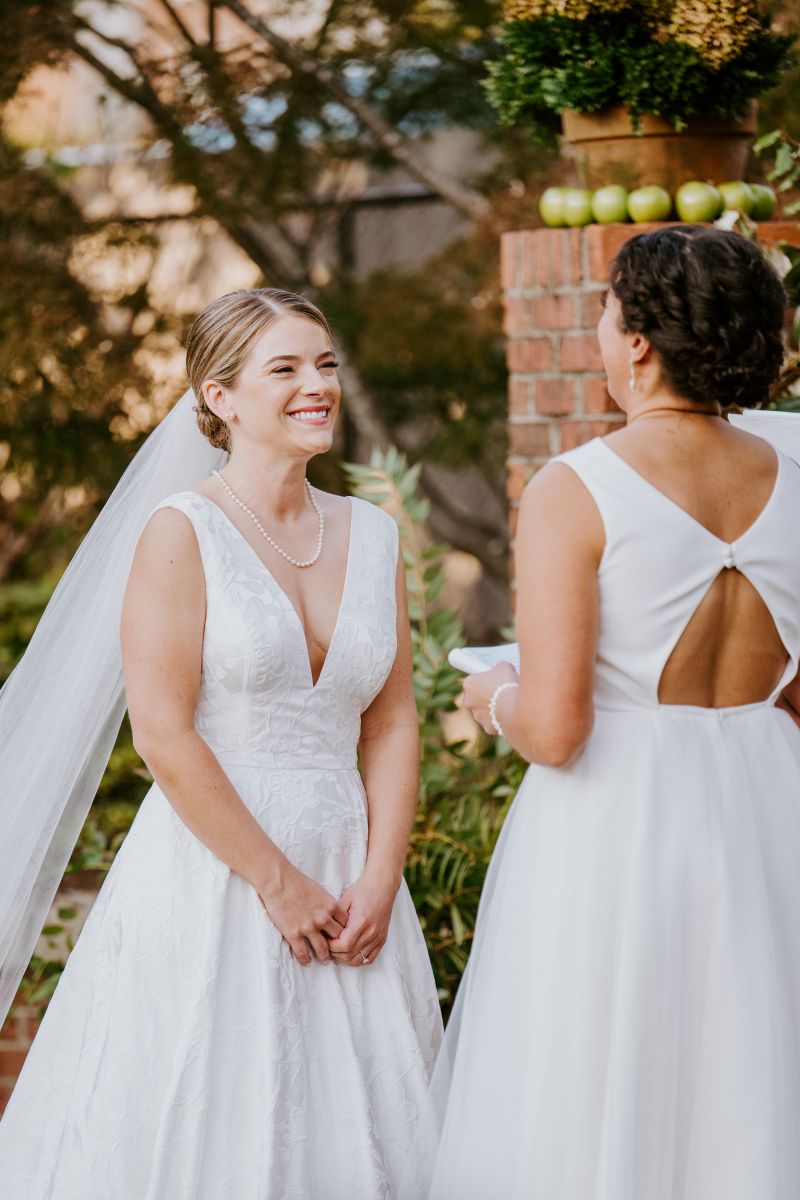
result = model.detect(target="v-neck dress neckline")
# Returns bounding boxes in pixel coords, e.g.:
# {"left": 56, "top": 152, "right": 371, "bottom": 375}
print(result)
{"left": 193, "top": 491, "right": 356, "bottom": 691}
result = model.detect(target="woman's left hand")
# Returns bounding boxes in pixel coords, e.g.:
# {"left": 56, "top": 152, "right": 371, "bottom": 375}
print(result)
{"left": 462, "top": 661, "right": 519, "bottom": 735}
{"left": 328, "top": 869, "right": 398, "bottom": 967}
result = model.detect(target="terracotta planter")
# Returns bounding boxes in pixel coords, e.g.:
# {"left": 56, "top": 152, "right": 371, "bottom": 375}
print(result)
{"left": 562, "top": 104, "right": 758, "bottom": 193}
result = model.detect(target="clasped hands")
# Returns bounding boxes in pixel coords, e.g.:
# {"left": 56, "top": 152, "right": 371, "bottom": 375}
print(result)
{"left": 259, "top": 864, "right": 395, "bottom": 969}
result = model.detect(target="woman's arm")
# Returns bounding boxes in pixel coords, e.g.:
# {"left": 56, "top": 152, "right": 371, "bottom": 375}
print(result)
{"left": 121, "top": 508, "right": 348, "bottom": 964}
{"left": 329, "top": 547, "right": 419, "bottom": 965}
{"left": 463, "top": 462, "right": 604, "bottom": 766}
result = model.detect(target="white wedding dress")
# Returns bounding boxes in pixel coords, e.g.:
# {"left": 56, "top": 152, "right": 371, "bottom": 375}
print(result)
{"left": 404, "top": 437, "right": 800, "bottom": 1200}
{"left": 0, "top": 492, "right": 442, "bottom": 1200}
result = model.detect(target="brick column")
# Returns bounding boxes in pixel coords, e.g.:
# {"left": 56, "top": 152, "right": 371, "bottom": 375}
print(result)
{"left": 502, "top": 220, "right": 800, "bottom": 539}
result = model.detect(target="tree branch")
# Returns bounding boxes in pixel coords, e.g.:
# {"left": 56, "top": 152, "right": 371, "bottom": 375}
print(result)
{"left": 334, "top": 344, "right": 391, "bottom": 451}
{"left": 333, "top": 356, "right": 506, "bottom": 582}
{"left": 418, "top": 462, "right": 508, "bottom": 548}
{"left": 83, "top": 213, "right": 199, "bottom": 229}
{"left": 72, "top": 15, "right": 144, "bottom": 78}
{"left": 155, "top": 0, "right": 199, "bottom": 46}
{"left": 69, "top": 38, "right": 303, "bottom": 283}
{"left": 219, "top": 0, "right": 488, "bottom": 221}
{"left": 312, "top": 0, "right": 346, "bottom": 53}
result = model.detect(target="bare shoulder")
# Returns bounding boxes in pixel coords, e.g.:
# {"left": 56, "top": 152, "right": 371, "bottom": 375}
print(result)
{"left": 516, "top": 459, "right": 605, "bottom": 567}
{"left": 722, "top": 422, "right": 784, "bottom": 471}
{"left": 122, "top": 505, "right": 205, "bottom": 657}
{"left": 134, "top": 505, "right": 202, "bottom": 577}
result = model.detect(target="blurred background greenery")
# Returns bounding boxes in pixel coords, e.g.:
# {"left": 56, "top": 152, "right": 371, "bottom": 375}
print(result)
{"left": 1, "top": 0, "right": 799, "bottom": 1014}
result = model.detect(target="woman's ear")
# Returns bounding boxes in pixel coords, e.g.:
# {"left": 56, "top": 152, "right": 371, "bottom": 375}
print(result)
{"left": 202, "top": 379, "right": 235, "bottom": 422}
{"left": 629, "top": 332, "right": 651, "bottom": 367}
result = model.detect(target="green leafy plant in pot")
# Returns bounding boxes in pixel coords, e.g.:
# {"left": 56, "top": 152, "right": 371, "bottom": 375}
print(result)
{"left": 485, "top": 0, "right": 795, "bottom": 192}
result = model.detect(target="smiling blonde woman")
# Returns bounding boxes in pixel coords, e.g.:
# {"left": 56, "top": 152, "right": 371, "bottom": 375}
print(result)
{"left": 0, "top": 288, "right": 442, "bottom": 1199}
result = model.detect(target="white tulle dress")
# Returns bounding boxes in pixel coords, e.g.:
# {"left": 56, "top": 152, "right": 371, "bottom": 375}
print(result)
{"left": 404, "top": 437, "right": 800, "bottom": 1200}
{"left": 0, "top": 492, "right": 442, "bottom": 1200}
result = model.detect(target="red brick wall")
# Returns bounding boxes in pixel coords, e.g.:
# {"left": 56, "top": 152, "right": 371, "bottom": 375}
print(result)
{"left": 503, "top": 224, "right": 625, "bottom": 541}
{"left": 0, "top": 1001, "right": 38, "bottom": 1115}
{"left": 503, "top": 221, "right": 800, "bottom": 542}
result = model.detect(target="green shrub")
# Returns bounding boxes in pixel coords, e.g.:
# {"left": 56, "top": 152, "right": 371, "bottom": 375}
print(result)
{"left": 485, "top": 7, "right": 794, "bottom": 142}
{"left": 345, "top": 449, "right": 521, "bottom": 1011}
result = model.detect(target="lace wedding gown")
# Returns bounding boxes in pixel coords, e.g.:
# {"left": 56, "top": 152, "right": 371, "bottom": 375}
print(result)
{"left": 0, "top": 492, "right": 442, "bottom": 1200}
{"left": 405, "top": 437, "right": 800, "bottom": 1200}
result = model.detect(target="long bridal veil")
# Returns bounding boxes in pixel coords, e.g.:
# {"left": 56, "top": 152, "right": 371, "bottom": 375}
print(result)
{"left": 0, "top": 391, "right": 225, "bottom": 1025}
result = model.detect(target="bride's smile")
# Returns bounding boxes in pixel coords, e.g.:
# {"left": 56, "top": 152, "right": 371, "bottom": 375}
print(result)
{"left": 202, "top": 314, "right": 342, "bottom": 459}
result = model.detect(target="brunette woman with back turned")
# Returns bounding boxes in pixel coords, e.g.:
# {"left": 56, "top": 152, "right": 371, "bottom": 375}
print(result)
{"left": 408, "top": 227, "right": 800, "bottom": 1199}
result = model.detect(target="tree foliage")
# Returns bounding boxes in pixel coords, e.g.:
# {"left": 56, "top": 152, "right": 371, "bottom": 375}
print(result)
{"left": 0, "top": 132, "right": 152, "bottom": 579}
{"left": 0, "top": 0, "right": 553, "bottom": 596}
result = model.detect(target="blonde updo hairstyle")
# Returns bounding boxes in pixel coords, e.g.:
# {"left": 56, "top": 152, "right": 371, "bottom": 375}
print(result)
{"left": 186, "top": 288, "right": 334, "bottom": 452}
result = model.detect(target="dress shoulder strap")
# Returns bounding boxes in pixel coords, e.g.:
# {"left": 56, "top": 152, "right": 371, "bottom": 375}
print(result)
{"left": 351, "top": 496, "right": 400, "bottom": 557}
{"left": 348, "top": 498, "right": 400, "bottom": 618}
{"left": 550, "top": 437, "right": 627, "bottom": 537}
{"left": 551, "top": 437, "right": 606, "bottom": 478}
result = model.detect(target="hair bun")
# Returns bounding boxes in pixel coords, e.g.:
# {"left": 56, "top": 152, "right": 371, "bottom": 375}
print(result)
{"left": 610, "top": 228, "right": 787, "bottom": 410}
{"left": 192, "top": 400, "right": 231, "bottom": 452}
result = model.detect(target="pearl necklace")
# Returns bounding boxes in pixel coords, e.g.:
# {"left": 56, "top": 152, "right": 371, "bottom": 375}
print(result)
{"left": 212, "top": 470, "right": 324, "bottom": 568}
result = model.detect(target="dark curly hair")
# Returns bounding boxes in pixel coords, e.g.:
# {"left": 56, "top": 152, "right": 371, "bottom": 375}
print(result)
{"left": 609, "top": 226, "right": 787, "bottom": 410}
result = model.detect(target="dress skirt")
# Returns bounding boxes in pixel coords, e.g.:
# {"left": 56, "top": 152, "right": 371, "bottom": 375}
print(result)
{"left": 404, "top": 704, "right": 800, "bottom": 1200}
{"left": 0, "top": 763, "right": 441, "bottom": 1200}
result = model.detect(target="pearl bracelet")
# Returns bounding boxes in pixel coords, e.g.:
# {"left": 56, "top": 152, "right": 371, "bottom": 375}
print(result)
{"left": 488, "top": 681, "right": 519, "bottom": 738}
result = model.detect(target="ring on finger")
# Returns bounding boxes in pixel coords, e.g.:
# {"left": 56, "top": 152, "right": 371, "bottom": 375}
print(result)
{"left": 359, "top": 948, "right": 370, "bottom": 965}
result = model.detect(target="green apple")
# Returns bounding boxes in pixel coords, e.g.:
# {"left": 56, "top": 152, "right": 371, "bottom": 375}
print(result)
{"left": 718, "top": 180, "right": 755, "bottom": 215}
{"left": 675, "top": 181, "right": 723, "bottom": 223}
{"left": 539, "top": 186, "right": 569, "bottom": 228}
{"left": 563, "top": 188, "right": 594, "bottom": 227}
{"left": 750, "top": 183, "right": 777, "bottom": 221}
{"left": 591, "top": 185, "right": 629, "bottom": 224}
{"left": 627, "top": 185, "right": 672, "bottom": 223}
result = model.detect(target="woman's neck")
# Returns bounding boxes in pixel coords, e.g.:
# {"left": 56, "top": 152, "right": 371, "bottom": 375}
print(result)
{"left": 219, "top": 445, "right": 312, "bottom": 521}
{"left": 626, "top": 392, "right": 722, "bottom": 424}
